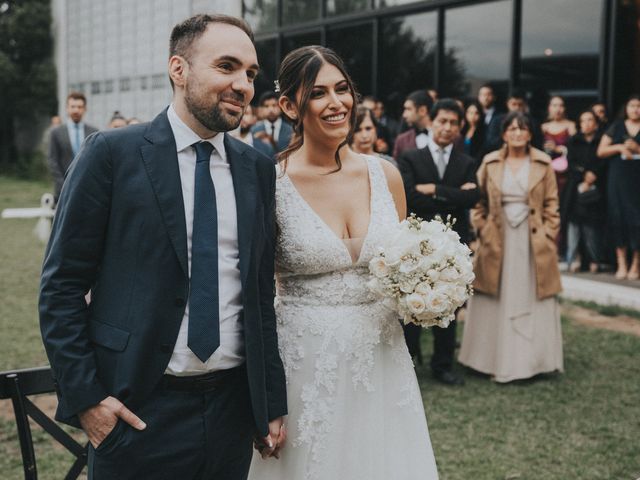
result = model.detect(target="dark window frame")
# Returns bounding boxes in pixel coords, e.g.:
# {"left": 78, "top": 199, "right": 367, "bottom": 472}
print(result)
{"left": 248, "top": 0, "right": 613, "bottom": 106}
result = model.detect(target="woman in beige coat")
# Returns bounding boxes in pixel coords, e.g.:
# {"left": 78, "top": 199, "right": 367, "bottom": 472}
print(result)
{"left": 459, "top": 111, "right": 564, "bottom": 382}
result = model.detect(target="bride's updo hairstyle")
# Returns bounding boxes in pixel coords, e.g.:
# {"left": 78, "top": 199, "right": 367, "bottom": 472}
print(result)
{"left": 276, "top": 45, "right": 358, "bottom": 172}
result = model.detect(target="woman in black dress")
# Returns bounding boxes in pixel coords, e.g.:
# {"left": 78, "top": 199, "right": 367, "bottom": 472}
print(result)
{"left": 597, "top": 95, "right": 640, "bottom": 280}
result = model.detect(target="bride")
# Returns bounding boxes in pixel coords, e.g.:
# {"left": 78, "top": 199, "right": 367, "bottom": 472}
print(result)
{"left": 248, "top": 46, "right": 439, "bottom": 480}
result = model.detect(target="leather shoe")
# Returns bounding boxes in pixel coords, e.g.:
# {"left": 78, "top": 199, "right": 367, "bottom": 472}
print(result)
{"left": 433, "top": 371, "right": 465, "bottom": 386}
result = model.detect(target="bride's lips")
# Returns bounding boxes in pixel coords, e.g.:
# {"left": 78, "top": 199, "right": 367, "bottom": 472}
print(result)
{"left": 321, "top": 111, "right": 349, "bottom": 125}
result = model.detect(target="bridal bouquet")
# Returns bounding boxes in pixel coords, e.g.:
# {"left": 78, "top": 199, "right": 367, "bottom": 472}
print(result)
{"left": 368, "top": 214, "right": 474, "bottom": 328}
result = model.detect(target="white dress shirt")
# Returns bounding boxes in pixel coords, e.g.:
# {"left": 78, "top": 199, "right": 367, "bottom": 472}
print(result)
{"left": 416, "top": 129, "right": 430, "bottom": 149}
{"left": 66, "top": 121, "right": 85, "bottom": 153}
{"left": 166, "top": 104, "right": 244, "bottom": 375}
{"left": 484, "top": 107, "right": 495, "bottom": 125}
{"left": 264, "top": 117, "right": 282, "bottom": 142}
{"left": 427, "top": 136, "right": 453, "bottom": 172}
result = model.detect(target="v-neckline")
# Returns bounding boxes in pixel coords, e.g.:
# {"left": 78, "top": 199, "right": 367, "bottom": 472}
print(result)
{"left": 282, "top": 156, "right": 374, "bottom": 265}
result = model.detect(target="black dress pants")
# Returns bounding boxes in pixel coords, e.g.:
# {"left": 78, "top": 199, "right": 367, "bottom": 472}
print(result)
{"left": 404, "top": 320, "right": 457, "bottom": 374}
{"left": 88, "top": 366, "right": 255, "bottom": 480}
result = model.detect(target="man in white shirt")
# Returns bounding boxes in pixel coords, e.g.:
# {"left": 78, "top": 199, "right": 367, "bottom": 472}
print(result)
{"left": 39, "top": 14, "right": 286, "bottom": 480}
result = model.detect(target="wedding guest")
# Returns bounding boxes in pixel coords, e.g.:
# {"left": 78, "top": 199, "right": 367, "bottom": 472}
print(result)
{"left": 393, "top": 90, "right": 434, "bottom": 159}
{"left": 398, "top": 98, "right": 479, "bottom": 385}
{"left": 597, "top": 94, "right": 640, "bottom": 280}
{"left": 233, "top": 104, "right": 276, "bottom": 160}
{"left": 361, "top": 96, "right": 392, "bottom": 154}
{"left": 461, "top": 100, "right": 486, "bottom": 165}
{"left": 252, "top": 90, "right": 293, "bottom": 153}
{"left": 486, "top": 89, "right": 543, "bottom": 152}
{"left": 373, "top": 99, "right": 400, "bottom": 140}
{"left": 350, "top": 106, "right": 396, "bottom": 167}
{"left": 127, "top": 117, "right": 142, "bottom": 125}
{"left": 542, "top": 96, "right": 577, "bottom": 256}
{"left": 427, "top": 88, "right": 439, "bottom": 102}
{"left": 477, "top": 84, "right": 497, "bottom": 126}
{"left": 459, "top": 111, "right": 564, "bottom": 383}
{"left": 563, "top": 110, "right": 605, "bottom": 272}
{"left": 47, "top": 92, "right": 98, "bottom": 201}
{"left": 108, "top": 111, "right": 128, "bottom": 129}
{"left": 591, "top": 101, "right": 610, "bottom": 132}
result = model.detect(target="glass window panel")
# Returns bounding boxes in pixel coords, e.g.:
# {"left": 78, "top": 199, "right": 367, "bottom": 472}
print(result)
{"left": 254, "top": 39, "right": 278, "bottom": 100}
{"left": 282, "top": 31, "right": 322, "bottom": 56}
{"left": 327, "top": 0, "right": 370, "bottom": 16}
{"left": 375, "top": 0, "right": 433, "bottom": 7}
{"left": 444, "top": 0, "right": 512, "bottom": 99}
{"left": 326, "top": 23, "right": 374, "bottom": 96}
{"left": 378, "top": 12, "right": 437, "bottom": 119}
{"left": 243, "top": 0, "right": 278, "bottom": 32}
{"left": 283, "top": 0, "right": 320, "bottom": 25}
{"left": 520, "top": 0, "right": 603, "bottom": 116}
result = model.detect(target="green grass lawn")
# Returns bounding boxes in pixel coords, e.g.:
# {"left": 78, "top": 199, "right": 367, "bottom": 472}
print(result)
{"left": 1, "top": 175, "right": 639, "bottom": 480}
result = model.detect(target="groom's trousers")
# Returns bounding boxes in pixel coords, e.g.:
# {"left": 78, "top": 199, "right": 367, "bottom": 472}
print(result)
{"left": 87, "top": 365, "right": 255, "bottom": 480}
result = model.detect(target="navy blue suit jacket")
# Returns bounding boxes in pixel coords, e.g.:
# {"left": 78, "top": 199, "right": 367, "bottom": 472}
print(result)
{"left": 39, "top": 110, "right": 287, "bottom": 437}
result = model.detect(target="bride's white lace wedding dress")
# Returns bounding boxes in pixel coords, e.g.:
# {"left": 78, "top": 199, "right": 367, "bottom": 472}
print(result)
{"left": 248, "top": 156, "right": 439, "bottom": 480}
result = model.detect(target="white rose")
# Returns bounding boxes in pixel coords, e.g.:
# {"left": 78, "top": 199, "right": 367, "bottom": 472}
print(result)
{"left": 369, "top": 256, "right": 389, "bottom": 278}
{"left": 406, "top": 293, "right": 426, "bottom": 315}
{"left": 415, "top": 281, "right": 432, "bottom": 296}
{"left": 424, "top": 289, "right": 449, "bottom": 314}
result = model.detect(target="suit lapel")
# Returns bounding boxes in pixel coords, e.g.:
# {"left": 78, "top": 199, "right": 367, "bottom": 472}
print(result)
{"left": 420, "top": 147, "right": 441, "bottom": 182}
{"left": 57, "top": 126, "right": 74, "bottom": 160}
{"left": 441, "top": 149, "right": 457, "bottom": 184}
{"left": 225, "top": 134, "right": 257, "bottom": 286}
{"left": 140, "top": 111, "right": 189, "bottom": 278}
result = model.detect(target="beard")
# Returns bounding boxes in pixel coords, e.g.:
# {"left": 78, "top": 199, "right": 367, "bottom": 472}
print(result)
{"left": 184, "top": 81, "right": 245, "bottom": 133}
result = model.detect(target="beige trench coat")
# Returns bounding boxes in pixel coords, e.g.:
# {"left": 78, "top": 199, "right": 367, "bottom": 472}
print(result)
{"left": 471, "top": 147, "right": 562, "bottom": 300}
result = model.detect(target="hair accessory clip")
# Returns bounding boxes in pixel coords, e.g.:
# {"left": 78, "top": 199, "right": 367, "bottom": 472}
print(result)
{"left": 274, "top": 80, "right": 280, "bottom": 94}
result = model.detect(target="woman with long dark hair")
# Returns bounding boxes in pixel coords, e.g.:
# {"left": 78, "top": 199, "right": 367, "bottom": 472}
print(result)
{"left": 350, "top": 105, "right": 397, "bottom": 167}
{"left": 597, "top": 94, "right": 640, "bottom": 279}
{"left": 461, "top": 99, "right": 486, "bottom": 164}
{"left": 248, "top": 46, "right": 438, "bottom": 479}
{"left": 459, "top": 112, "right": 564, "bottom": 383}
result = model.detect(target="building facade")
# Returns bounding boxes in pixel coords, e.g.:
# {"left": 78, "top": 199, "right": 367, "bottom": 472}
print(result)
{"left": 54, "top": 0, "right": 639, "bottom": 126}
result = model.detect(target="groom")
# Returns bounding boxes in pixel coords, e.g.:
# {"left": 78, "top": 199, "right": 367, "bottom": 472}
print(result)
{"left": 39, "top": 14, "right": 286, "bottom": 479}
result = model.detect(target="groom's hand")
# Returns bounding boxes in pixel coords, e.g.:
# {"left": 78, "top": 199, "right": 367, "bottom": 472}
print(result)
{"left": 256, "top": 417, "right": 286, "bottom": 459}
{"left": 78, "top": 396, "right": 146, "bottom": 449}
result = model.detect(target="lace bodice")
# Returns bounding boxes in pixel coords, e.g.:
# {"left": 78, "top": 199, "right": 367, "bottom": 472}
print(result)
{"left": 275, "top": 155, "right": 399, "bottom": 306}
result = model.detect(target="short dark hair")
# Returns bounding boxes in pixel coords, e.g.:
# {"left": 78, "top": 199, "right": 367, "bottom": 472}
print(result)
{"left": 406, "top": 90, "right": 434, "bottom": 112}
{"left": 170, "top": 14, "right": 254, "bottom": 59}
{"left": 258, "top": 91, "right": 278, "bottom": 106}
{"left": 507, "top": 88, "right": 527, "bottom": 101}
{"left": 168, "top": 14, "right": 254, "bottom": 88}
{"left": 430, "top": 98, "right": 463, "bottom": 122}
{"left": 478, "top": 83, "right": 494, "bottom": 93}
{"left": 66, "top": 91, "right": 86, "bottom": 105}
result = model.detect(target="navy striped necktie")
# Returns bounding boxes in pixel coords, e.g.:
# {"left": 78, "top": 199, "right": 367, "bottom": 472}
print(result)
{"left": 188, "top": 141, "right": 220, "bottom": 362}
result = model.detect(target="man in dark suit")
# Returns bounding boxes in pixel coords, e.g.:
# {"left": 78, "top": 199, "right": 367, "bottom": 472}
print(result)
{"left": 47, "top": 91, "right": 98, "bottom": 201}
{"left": 398, "top": 98, "right": 480, "bottom": 386}
{"left": 251, "top": 91, "right": 293, "bottom": 153}
{"left": 393, "top": 90, "right": 434, "bottom": 159}
{"left": 39, "top": 14, "right": 287, "bottom": 479}
{"left": 233, "top": 104, "right": 276, "bottom": 161}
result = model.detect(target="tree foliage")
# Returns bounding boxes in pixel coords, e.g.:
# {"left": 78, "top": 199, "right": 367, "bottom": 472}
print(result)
{"left": 0, "top": 0, "right": 57, "bottom": 166}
